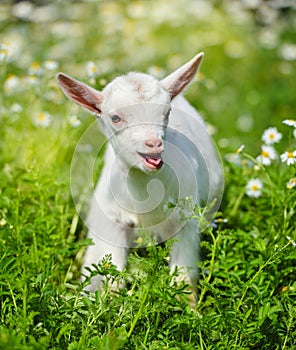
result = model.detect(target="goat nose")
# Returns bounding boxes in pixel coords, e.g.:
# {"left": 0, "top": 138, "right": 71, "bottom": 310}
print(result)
{"left": 145, "top": 137, "right": 163, "bottom": 150}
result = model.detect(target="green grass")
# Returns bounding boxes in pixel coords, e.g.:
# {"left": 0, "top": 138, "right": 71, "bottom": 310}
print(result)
{"left": 1, "top": 1, "right": 296, "bottom": 349}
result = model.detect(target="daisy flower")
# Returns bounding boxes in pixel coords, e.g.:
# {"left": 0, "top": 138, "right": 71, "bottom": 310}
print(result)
{"left": 256, "top": 145, "right": 276, "bottom": 165}
{"left": 4, "top": 75, "right": 20, "bottom": 93}
{"left": 213, "top": 218, "right": 228, "bottom": 224}
{"left": 86, "top": 61, "right": 98, "bottom": 77}
{"left": 29, "top": 61, "right": 42, "bottom": 75}
{"left": 287, "top": 178, "right": 296, "bottom": 189}
{"left": 286, "top": 236, "right": 296, "bottom": 248}
{"left": 236, "top": 144, "right": 245, "bottom": 154}
{"left": 10, "top": 103, "right": 22, "bottom": 113}
{"left": 280, "top": 150, "right": 296, "bottom": 166}
{"left": 211, "top": 218, "right": 228, "bottom": 228}
{"left": 0, "top": 42, "right": 11, "bottom": 62}
{"left": 44, "top": 60, "right": 59, "bottom": 71}
{"left": 25, "top": 75, "right": 38, "bottom": 86}
{"left": 147, "top": 65, "right": 166, "bottom": 79}
{"left": 246, "top": 178, "right": 263, "bottom": 198}
{"left": 34, "top": 112, "right": 52, "bottom": 128}
{"left": 68, "top": 115, "right": 81, "bottom": 127}
{"left": 282, "top": 119, "right": 296, "bottom": 127}
{"left": 261, "top": 127, "right": 282, "bottom": 145}
{"left": 99, "top": 78, "right": 107, "bottom": 87}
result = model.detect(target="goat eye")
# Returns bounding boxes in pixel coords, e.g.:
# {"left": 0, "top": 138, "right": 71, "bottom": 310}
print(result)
{"left": 110, "top": 115, "right": 121, "bottom": 123}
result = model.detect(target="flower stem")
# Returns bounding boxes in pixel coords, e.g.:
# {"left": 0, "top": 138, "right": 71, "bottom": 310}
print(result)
{"left": 127, "top": 284, "right": 151, "bottom": 338}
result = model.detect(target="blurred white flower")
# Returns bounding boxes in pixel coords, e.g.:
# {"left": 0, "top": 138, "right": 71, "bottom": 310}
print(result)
{"left": 236, "top": 114, "right": 254, "bottom": 132}
{"left": 44, "top": 60, "right": 59, "bottom": 70}
{"left": 218, "top": 138, "right": 230, "bottom": 148}
{"left": 206, "top": 122, "right": 217, "bottom": 136}
{"left": 224, "top": 40, "right": 245, "bottom": 59}
{"left": 127, "top": 2, "right": 146, "bottom": 19}
{"left": 211, "top": 218, "right": 228, "bottom": 228}
{"left": 34, "top": 112, "right": 52, "bottom": 128}
{"left": 259, "top": 29, "right": 278, "bottom": 49}
{"left": 236, "top": 144, "right": 245, "bottom": 154}
{"left": 0, "top": 42, "right": 12, "bottom": 62}
{"left": 11, "top": 1, "right": 34, "bottom": 20}
{"left": 280, "top": 151, "right": 296, "bottom": 166}
{"left": 279, "top": 43, "right": 296, "bottom": 61}
{"left": 4, "top": 75, "right": 20, "bottom": 93}
{"left": 99, "top": 78, "right": 107, "bottom": 87}
{"left": 147, "top": 65, "right": 166, "bottom": 79}
{"left": 286, "top": 236, "right": 296, "bottom": 248}
{"left": 246, "top": 178, "right": 263, "bottom": 198}
{"left": 29, "top": 61, "right": 42, "bottom": 75}
{"left": 241, "top": 0, "right": 261, "bottom": 9}
{"left": 287, "top": 178, "right": 296, "bottom": 189}
{"left": 10, "top": 103, "right": 22, "bottom": 112}
{"left": 257, "top": 4, "right": 278, "bottom": 25}
{"left": 86, "top": 61, "right": 98, "bottom": 77}
{"left": 282, "top": 119, "right": 296, "bottom": 127}
{"left": 256, "top": 145, "right": 276, "bottom": 165}
{"left": 261, "top": 127, "right": 282, "bottom": 145}
{"left": 225, "top": 153, "right": 241, "bottom": 166}
{"left": 25, "top": 75, "right": 39, "bottom": 86}
{"left": 68, "top": 115, "right": 81, "bottom": 127}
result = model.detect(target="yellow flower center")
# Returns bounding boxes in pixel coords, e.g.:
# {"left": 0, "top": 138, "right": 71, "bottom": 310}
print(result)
{"left": 251, "top": 185, "right": 259, "bottom": 191}
{"left": 268, "top": 133, "right": 275, "bottom": 139}
{"left": 287, "top": 152, "right": 294, "bottom": 158}
{"left": 37, "top": 113, "right": 46, "bottom": 121}
{"left": 261, "top": 151, "right": 269, "bottom": 157}
{"left": 89, "top": 65, "right": 97, "bottom": 73}
{"left": 31, "top": 62, "right": 41, "bottom": 69}
{"left": 1, "top": 49, "right": 9, "bottom": 56}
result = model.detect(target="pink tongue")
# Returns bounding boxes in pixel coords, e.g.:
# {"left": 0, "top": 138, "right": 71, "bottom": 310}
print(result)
{"left": 146, "top": 157, "right": 162, "bottom": 166}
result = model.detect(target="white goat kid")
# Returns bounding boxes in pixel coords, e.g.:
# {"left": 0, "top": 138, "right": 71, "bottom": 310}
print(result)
{"left": 57, "top": 52, "right": 222, "bottom": 307}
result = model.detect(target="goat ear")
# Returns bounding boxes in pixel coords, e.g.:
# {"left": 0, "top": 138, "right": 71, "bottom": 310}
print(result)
{"left": 57, "top": 73, "right": 103, "bottom": 114}
{"left": 160, "top": 52, "right": 204, "bottom": 100}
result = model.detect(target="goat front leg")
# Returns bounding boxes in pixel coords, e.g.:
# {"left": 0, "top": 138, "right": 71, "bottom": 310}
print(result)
{"left": 82, "top": 233, "right": 128, "bottom": 293}
{"left": 81, "top": 197, "right": 130, "bottom": 292}
{"left": 169, "top": 220, "right": 200, "bottom": 308}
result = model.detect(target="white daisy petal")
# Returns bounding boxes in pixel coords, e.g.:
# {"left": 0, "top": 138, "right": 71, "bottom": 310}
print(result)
{"left": 282, "top": 119, "right": 296, "bottom": 127}
{"left": 256, "top": 145, "right": 277, "bottom": 166}
{"left": 86, "top": 61, "right": 98, "bottom": 77}
{"left": 44, "top": 60, "right": 59, "bottom": 70}
{"left": 261, "top": 127, "right": 282, "bottom": 145}
{"left": 34, "top": 112, "right": 52, "bottom": 128}
{"left": 68, "top": 115, "right": 81, "bottom": 127}
{"left": 246, "top": 178, "right": 263, "bottom": 198}
{"left": 280, "top": 151, "right": 296, "bottom": 166}
{"left": 287, "top": 178, "right": 296, "bottom": 189}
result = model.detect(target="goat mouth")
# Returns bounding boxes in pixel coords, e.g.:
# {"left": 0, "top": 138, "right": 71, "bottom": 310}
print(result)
{"left": 137, "top": 152, "right": 163, "bottom": 170}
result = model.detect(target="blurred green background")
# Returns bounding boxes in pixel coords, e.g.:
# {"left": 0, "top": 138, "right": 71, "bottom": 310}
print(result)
{"left": 0, "top": 0, "right": 295, "bottom": 156}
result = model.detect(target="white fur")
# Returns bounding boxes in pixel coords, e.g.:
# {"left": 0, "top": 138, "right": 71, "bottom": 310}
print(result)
{"left": 57, "top": 53, "right": 223, "bottom": 306}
